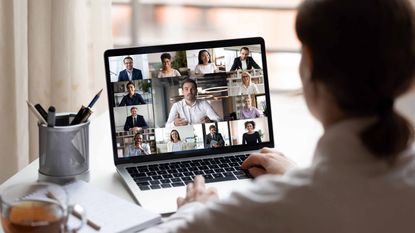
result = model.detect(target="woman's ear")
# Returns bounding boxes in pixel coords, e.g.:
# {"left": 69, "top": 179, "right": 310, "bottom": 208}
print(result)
{"left": 299, "top": 45, "right": 313, "bottom": 82}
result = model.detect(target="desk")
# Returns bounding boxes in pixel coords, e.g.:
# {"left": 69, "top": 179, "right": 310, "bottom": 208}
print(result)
{"left": 0, "top": 92, "right": 322, "bottom": 208}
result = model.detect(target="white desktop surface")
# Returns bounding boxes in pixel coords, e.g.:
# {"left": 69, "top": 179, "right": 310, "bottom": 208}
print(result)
{"left": 0, "top": 93, "right": 322, "bottom": 232}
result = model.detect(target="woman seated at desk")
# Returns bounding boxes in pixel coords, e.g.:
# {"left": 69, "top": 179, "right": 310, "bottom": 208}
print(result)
{"left": 144, "top": 0, "right": 415, "bottom": 232}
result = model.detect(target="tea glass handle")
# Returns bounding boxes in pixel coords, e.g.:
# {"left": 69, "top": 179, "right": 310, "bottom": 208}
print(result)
{"left": 66, "top": 204, "right": 86, "bottom": 233}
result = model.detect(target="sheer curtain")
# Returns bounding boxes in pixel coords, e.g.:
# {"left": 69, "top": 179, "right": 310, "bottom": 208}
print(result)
{"left": 0, "top": 0, "right": 112, "bottom": 183}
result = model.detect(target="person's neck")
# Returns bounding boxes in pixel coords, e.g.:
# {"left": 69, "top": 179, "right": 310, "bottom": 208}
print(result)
{"left": 163, "top": 67, "right": 171, "bottom": 72}
{"left": 128, "top": 92, "right": 134, "bottom": 97}
{"left": 185, "top": 99, "right": 196, "bottom": 106}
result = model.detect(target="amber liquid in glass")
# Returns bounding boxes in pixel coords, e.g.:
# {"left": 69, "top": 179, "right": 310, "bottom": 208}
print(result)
{"left": 1, "top": 200, "right": 65, "bottom": 233}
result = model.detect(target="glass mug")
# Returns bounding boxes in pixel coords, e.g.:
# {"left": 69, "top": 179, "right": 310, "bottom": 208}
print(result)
{"left": 0, "top": 182, "right": 85, "bottom": 233}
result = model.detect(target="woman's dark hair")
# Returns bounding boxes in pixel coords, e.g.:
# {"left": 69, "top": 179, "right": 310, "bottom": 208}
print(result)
{"left": 296, "top": 0, "right": 415, "bottom": 162}
{"left": 160, "top": 53, "right": 171, "bottom": 62}
{"left": 244, "top": 121, "right": 256, "bottom": 129}
{"left": 170, "top": 130, "right": 181, "bottom": 142}
{"left": 198, "top": 50, "right": 212, "bottom": 64}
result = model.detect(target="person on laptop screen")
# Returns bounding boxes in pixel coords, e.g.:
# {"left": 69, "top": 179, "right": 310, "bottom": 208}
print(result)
{"left": 124, "top": 106, "right": 148, "bottom": 132}
{"left": 205, "top": 125, "right": 224, "bottom": 148}
{"left": 167, "top": 130, "right": 186, "bottom": 152}
{"left": 242, "top": 121, "right": 261, "bottom": 145}
{"left": 145, "top": 0, "right": 415, "bottom": 231}
{"left": 126, "top": 132, "right": 151, "bottom": 156}
{"left": 238, "top": 71, "right": 259, "bottom": 95}
{"left": 230, "top": 47, "right": 261, "bottom": 71}
{"left": 194, "top": 50, "right": 218, "bottom": 75}
{"left": 118, "top": 56, "right": 143, "bottom": 81}
{"left": 165, "top": 78, "right": 221, "bottom": 127}
{"left": 119, "top": 81, "right": 146, "bottom": 106}
{"left": 158, "top": 53, "right": 181, "bottom": 78}
{"left": 239, "top": 95, "right": 263, "bottom": 119}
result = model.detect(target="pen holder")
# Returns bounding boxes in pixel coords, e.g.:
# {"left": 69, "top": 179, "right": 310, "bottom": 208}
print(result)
{"left": 38, "top": 113, "right": 90, "bottom": 183}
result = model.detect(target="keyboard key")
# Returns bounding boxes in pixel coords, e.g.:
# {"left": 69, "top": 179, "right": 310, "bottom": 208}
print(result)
{"left": 136, "top": 181, "right": 150, "bottom": 186}
{"left": 134, "top": 177, "right": 152, "bottom": 182}
{"left": 205, "top": 169, "right": 214, "bottom": 174}
{"left": 194, "top": 170, "right": 204, "bottom": 175}
{"left": 160, "top": 179, "right": 171, "bottom": 184}
{"left": 214, "top": 168, "right": 225, "bottom": 173}
{"left": 171, "top": 178, "right": 181, "bottom": 183}
{"left": 160, "top": 183, "right": 172, "bottom": 188}
{"left": 172, "top": 182, "right": 185, "bottom": 187}
{"left": 236, "top": 174, "right": 250, "bottom": 180}
{"left": 138, "top": 185, "right": 150, "bottom": 190}
{"left": 182, "top": 177, "right": 193, "bottom": 182}
{"left": 126, "top": 167, "right": 137, "bottom": 173}
{"left": 225, "top": 167, "right": 236, "bottom": 172}
{"left": 152, "top": 175, "right": 163, "bottom": 180}
{"left": 147, "top": 171, "right": 157, "bottom": 176}
{"left": 172, "top": 173, "right": 184, "bottom": 178}
{"left": 130, "top": 172, "right": 146, "bottom": 178}
{"left": 205, "top": 176, "right": 236, "bottom": 183}
{"left": 212, "top": 173, "right": 223, "bottom": 178}
{"left": 150, "top": 184, "right": 161, "bottom": 189}
{"left": 183, "top": 171, "right": 194, "bottom": 176}
{"left": 149, "top": 180, "right": 160, "bottom": 185}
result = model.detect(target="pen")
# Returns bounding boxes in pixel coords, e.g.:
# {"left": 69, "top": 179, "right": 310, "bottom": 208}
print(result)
{"left": 87, "top": 89, "right": 103, "bottom": 108}
{"left": 34, "top": 103, "right": 48, "bottom": 122}
{"left": 70, "top": 106, "right": 87, "bottom": 125}
{"left": 79, "top": 107, "right": 93, "bottom": 123}
{"left": 47, "top": 106, "right": 56, "bottom": 127}
{"left": 46, "top": 192, "right": 101, "bottom": 231}
{"left": 26, "top": 100, "right": 47, "bottom": 125}
{"left": 70, "top": 89, "right": 102, "bottom": 125}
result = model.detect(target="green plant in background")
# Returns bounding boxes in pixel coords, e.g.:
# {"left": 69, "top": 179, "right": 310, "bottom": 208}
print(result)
{"left": 139, "top": 80, "right": 151, "bottom": 93}
{"left": 258, "top": 129, "right": 264, "bottom": 139}
{"left": 171, "top": 51, "right": 187, "bottom": 70}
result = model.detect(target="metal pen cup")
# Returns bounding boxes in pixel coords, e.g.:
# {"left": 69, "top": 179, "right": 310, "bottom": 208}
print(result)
{"left": 38, "top": 113, "right": 90, "bottom": 183}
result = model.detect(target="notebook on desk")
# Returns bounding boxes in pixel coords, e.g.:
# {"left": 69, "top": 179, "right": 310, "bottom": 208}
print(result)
{"left": 65, "top": 181, "right": 160, "bottom": 233}
{"left": 104, "top": 37, "right": 274, "bottom": 214}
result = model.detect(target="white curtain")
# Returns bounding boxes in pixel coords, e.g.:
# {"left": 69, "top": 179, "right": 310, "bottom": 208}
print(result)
{"left": 0, "top": 0, "right": 112, "bottom": 183}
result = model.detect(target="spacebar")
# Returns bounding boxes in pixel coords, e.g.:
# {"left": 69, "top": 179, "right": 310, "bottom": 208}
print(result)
{"left": 204, "top": 176, "right": 237, "bottom": 183}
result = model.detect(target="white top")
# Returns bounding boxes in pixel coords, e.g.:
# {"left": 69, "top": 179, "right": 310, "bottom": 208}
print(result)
{"left": 158, "top": 69, "right": 181, "bottom": 78}
{"left": 167, "top": 141, "right": 186, "bottom": 152}
{"left": 143, "top": 118, "right": 415, "bottom": 233}
{"left": 241, "top": 60, "right": 247, "bottom": 70}
{"left": 238, "top": 83, "right": 259, "bottom": 95}
{"left": 166, "top": 99, "right": 221, "bottom": 128}
{"left": 194, "top": 63, "right": 217, "bottom": 74}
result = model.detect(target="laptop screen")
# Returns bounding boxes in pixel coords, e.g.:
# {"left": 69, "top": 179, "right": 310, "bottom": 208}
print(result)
{"left": 104, "top": 37, "right": 274, "bottom": 164}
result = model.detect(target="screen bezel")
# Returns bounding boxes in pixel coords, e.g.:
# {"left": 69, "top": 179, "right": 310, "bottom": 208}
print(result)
{"left": 104, "top": 37, "right": 274, "bottom": 165}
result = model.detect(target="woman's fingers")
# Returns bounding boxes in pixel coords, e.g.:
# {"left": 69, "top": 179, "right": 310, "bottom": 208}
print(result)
{"left": 248, "top": 167, "right": 267, "bottom": 177}
{"left": 241, "top": 153, "right": 267, "bottom": 170}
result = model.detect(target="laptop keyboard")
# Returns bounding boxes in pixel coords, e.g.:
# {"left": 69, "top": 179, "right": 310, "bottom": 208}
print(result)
{"left": 126, "top": 154, "right": 252, "bottom": 191}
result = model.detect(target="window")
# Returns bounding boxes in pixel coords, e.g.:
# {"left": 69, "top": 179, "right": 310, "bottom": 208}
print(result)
{"left": 111, "top": 0, "right": 303, "bottom": 91}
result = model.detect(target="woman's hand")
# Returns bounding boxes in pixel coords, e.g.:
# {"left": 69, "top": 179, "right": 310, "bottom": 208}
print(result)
{"left": 241, "top": 147, "right": 296, "bottom": 177}
{"left": 177, "top": 176, "right": 219, "bottom": 208}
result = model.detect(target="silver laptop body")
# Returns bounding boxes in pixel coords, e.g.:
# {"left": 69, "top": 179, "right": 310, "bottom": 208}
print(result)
{"left": 104, "top": 37, "right": 274, "bottom": 214}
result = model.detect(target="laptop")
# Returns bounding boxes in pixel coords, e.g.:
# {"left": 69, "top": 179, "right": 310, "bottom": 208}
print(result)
{"left": 104, "top": 37, "right": 274, "bottom": 214}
